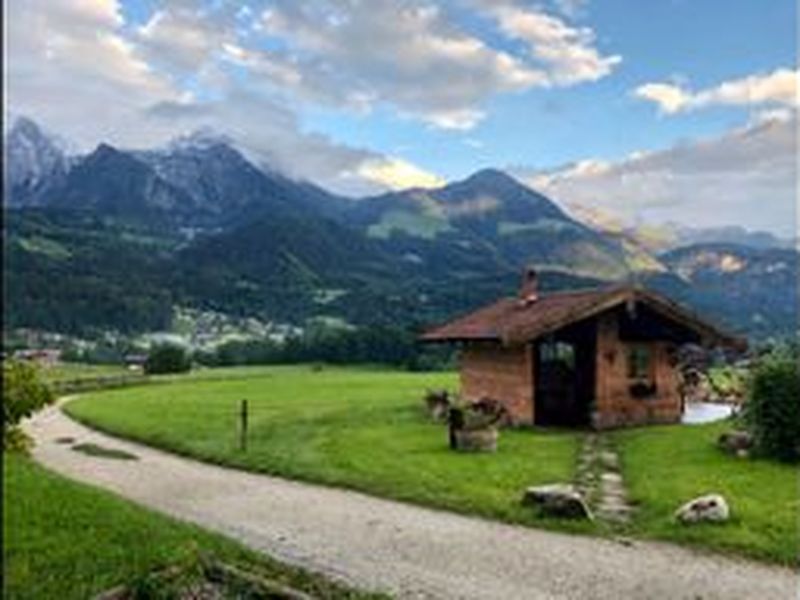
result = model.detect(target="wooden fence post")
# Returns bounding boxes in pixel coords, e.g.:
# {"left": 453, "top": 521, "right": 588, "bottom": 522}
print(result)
{"left": 448, "top": 406, "right": 463, "bottom": 450}
{"left": 240, "top": 399, "right": 248, "bottom": 452}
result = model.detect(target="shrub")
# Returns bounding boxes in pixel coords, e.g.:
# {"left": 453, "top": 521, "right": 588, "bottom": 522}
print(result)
{"left": 144, "top": 344, "right": 192, "bottom": 375}
{"left": 744, "top": 351, "right": 800, "bottom": 462}
{"left": 2, "top": 359, "right": 55, "bottom": 451}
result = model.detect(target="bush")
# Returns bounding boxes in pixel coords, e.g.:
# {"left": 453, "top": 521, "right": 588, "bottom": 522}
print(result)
{"left": 2, "top": 359, "right": 55, "bottom": 451}
{"left": 744, "top": 351, "right": 800, "bottom": 462}
{"left": 144, "top": 344, "right": 192, "bottom": 375}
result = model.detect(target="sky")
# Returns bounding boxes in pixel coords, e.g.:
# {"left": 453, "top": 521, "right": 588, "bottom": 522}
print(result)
{"left": 5, "top": 0, "right": 798, "bottom": 236}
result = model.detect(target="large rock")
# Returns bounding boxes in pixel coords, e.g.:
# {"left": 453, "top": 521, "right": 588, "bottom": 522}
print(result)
{"left": 522, "top": 484, "right": 593, "bottom": 520}
{"left": 674, "top": 494, "right": 730, "bottom": 524}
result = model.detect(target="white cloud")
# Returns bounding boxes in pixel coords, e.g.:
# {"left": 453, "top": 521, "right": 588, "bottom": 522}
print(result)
{"left": 8, "top": 0, "right": 621, "bottom": 139}
{"left": 516, "top": 115, "right": 797, "bottom": 236}
{"left": 257, "top": 0, "right": 550, "bottom": 129}
{"left": 635, "top": 68, "right": 798, "bottom": 114}
{"left": 489, "top": 4, "right": 621, "bottom": 85}
{"left": 144, "top": 91, "right": 439, "bottom": 196}
{"left": 753, "top": 107, "right": 795, "bottom": 124}
{"left": 357, "top": 158, "right": 446, "bottom": 190}
{"left": 137, "top": 8, "right": 232, "bottom": 73}
{"left": 6, "top": 0, "right": 179, "bottom": 147}
{"left": 6, "top": 0, "right": 616, "bottom": 193}
{"left": 5, "top": 0, "right": 445, "bottom": 195}
{"left": 634, "top": 83, "right": 691, "bottom": 114}
{"left": 552, "top": 0, "right": 589, "bottom": 19}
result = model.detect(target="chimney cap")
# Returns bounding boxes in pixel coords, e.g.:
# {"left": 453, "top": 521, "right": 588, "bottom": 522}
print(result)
{"left": 519, "top": 266, "right": 539, "bottom": 304}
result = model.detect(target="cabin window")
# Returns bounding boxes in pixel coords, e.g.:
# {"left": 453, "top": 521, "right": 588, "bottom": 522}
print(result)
{"left": 628, "top": 344, "right": 657, "bottom": 398}
{"left": 539, "top": 341, "right": 575, "bottom": 370}
{"left": 627, "top": 345, "right": 652, "bottom": 381}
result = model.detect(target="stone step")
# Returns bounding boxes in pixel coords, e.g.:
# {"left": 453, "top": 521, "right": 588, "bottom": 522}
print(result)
{"left": 576, "top": 434, "right": 635, "bottom": 526}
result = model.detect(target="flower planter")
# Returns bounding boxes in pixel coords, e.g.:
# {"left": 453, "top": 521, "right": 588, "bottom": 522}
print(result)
{"left": 453, "top": 427, "right": 498, "bottom": 452}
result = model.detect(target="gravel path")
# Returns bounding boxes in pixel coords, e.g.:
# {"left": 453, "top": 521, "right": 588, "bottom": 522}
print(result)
{"left": 26, "top": 404, "right": 796, "bottom": 600}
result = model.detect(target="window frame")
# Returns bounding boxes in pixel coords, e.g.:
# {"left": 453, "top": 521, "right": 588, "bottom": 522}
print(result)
{"left": 627, "top": 343, "right": 654, "bottom": 382}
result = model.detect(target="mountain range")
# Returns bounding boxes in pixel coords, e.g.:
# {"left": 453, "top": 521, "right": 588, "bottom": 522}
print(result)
{"left": 4, "top": 116, "right": 797, "bottom": 341}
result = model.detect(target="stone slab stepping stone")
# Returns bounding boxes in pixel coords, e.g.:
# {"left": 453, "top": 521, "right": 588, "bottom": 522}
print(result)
{"left": 575, "top": 434, "right": 635, "bottom": 526}
{"left": 600, "top": 451, "right": 619, "bottom": 470}
{"left": 522, "top": 484, "right": 594, "bottom": 520}
{"left": 600, "top": 472, "right": 623, "bottom": 484}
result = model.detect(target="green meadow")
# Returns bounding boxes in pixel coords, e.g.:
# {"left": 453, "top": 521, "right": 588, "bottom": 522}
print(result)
{"left": 65, "top": 365, "right": 796, "bottom": 564}
{"left": 3, "top": 453, "right": 380, "bottom": 599}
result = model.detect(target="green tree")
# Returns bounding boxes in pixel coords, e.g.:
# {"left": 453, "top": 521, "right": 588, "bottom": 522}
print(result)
{"left": 144, "top": 344, "right": 192, "bottom": 375}
{"left": 3, "top": 360, "right": 55, "bottom": 451}
{"left": 744, "top": 349, "right": 800, "bottom": 462}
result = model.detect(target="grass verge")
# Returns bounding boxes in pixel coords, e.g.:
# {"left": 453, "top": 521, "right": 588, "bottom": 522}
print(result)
{"left": 3, "top": 453, "right": 383, "bottom": 599}
{"left": 66, "top": 365, "right": 588, "bottom": 534}
{"left": 615, "top": 420, "right": 797, "bottom": 565}
{"left": 65, "top": 365, "right": 794, "bottom": 564}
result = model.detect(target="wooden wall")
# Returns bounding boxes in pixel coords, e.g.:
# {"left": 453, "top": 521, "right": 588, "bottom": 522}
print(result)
{"left": 457, "top": 308, "right": 684, "bottom": 430}
{"left": 593, "top": 311, "right": 682, "bottom": 429}
{"left": 459, "top": 341, "right": 534, "bottom": 425}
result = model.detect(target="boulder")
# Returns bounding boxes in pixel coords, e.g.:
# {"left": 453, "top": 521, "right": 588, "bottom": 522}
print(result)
{"left": 674, "top": 494, "right": 730, "bottom": 524}
{"left": 599, "top": 450, "right": 620, "bottom": 471}
{"left": 522, "top": 484, "right": 593, "bottom": 520}
{"left": 718, "top": 430, "right": 753, "bottom": 455}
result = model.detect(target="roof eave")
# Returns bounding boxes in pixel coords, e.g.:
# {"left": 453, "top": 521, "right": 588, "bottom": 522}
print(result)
{"left": 632, "top": 289, "right": 747, "bottom": 351}
{"left": 417, "top": 334, "right": 501, "bottom": 344}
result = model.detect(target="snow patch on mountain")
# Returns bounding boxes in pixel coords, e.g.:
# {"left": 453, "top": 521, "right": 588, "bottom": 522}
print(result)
{"left": 5, "top": 116, "right": 73, "bottom": 206}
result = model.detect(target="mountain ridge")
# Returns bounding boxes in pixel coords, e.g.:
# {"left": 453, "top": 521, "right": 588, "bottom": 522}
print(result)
{"left": 4, "top": 116, "right": 796, "bottom": 340}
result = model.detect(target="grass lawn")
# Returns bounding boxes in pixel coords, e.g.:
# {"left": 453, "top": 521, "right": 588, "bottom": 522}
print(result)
{"left": 65, "top": 365, "right": 796, "bottom": 564}
{"left": 3, "top": 453, "right": 381, "bottom": 599}
{"left": 41, "top": 362, "right": 133, "bottom": 384}
{"left": 43, "top": 362, "right": 285, "bottom": 385}
{"left": 66, "top": 365, "right": 587, "bottom": 532}
{"left": 615, "top": 421, "right": 798, "bottom": 565}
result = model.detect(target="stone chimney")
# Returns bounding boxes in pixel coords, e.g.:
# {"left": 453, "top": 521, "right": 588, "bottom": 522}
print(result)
{"left": 519, "top": 267, "right": 539, "bottom": 305}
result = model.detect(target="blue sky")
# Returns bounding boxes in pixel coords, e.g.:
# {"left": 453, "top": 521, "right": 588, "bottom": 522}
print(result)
{"left": 6, "top": 0, "right": 797, "bottom": 234}
{"left": 295, "top": 0, "right": 796, "bottom": 179}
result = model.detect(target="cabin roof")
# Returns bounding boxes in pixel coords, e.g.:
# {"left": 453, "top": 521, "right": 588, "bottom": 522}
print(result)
{"left": 419, "top": 284, "right": 745, "bottom": 348}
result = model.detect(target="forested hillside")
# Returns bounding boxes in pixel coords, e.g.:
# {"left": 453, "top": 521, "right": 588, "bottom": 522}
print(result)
{"left": 5, "top": 117, "right": 796, "bottom": 342}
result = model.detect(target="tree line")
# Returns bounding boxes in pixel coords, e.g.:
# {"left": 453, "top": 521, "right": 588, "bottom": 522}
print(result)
{"left": 193, "top": 324, "right": 453, "bottom": 371}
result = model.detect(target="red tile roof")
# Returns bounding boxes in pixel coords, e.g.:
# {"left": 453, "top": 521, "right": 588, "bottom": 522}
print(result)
{"left": 420, "top": 284, "right": 744, "bottom": 348}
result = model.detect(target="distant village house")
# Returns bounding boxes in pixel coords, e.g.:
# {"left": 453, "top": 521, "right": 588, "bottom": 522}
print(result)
{"left": 13, "top": 348, "right": 62, "bottom": 367}
{"left": 124, "top": 354, "right": 148, "bottom": 370}
{"left": 421, "top": 269, "right": 744, "bottom": 429}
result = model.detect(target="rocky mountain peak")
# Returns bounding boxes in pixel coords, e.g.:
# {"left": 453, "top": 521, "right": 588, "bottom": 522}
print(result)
{"left": 167, "top": 128, "right": 234, "bottom": 153}
{"left": 5, "top": 116, "right": 71, "bottom": 207}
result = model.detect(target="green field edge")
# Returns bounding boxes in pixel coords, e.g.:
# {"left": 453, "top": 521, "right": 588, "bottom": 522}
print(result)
{"left": 62, "top": 400, "right": 600, "bottom": 538}
{"left": 4, "top": 452, "right": 385, "bottom": 600}
{"left": 61, "top": 398, "right": 794, "bottom": 567}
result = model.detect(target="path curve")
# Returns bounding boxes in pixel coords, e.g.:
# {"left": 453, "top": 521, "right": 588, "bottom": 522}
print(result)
{"left": 25, "top": 404, "right": 796, "bottom": 599}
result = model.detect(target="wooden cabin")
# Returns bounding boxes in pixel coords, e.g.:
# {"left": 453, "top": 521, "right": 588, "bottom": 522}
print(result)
{"left": 420, "top": 269, "right": 744, "bottom": 429}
